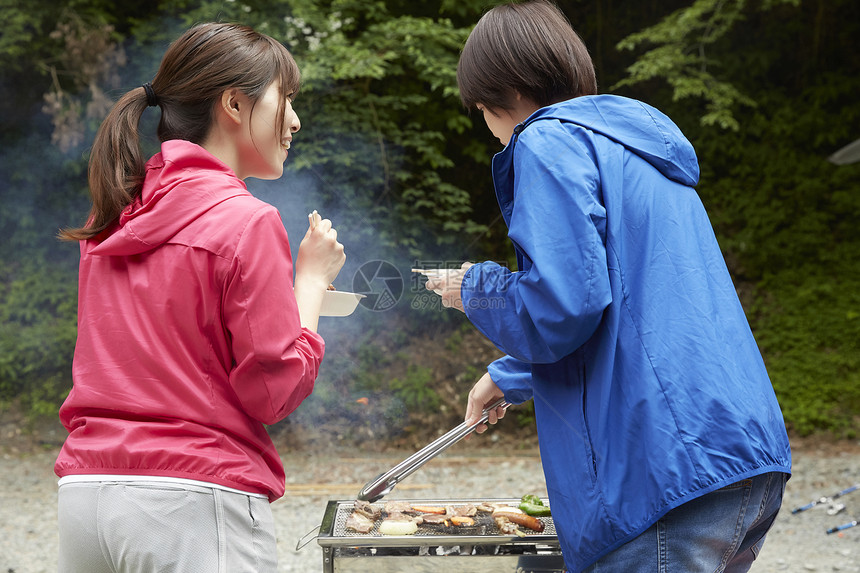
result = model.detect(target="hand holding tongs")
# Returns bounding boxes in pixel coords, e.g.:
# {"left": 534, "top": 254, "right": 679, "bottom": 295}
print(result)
{"left": 356, "top": 397, "right": 511, "bottom": 502}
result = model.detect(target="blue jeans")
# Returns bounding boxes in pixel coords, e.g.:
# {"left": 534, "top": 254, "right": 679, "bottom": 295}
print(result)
{"left": 584, "top": 471, "right": 787, "bottom": 573}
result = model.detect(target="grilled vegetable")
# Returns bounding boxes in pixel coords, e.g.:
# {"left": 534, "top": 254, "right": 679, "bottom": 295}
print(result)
{"left": 519, "top": 494, "right": 551, "bottom": 516}
{"left": 519, "top": 502, "right": 551, "bottom": 517}
{"left": 379, "top": 517, "right": 419, "bottom": 535}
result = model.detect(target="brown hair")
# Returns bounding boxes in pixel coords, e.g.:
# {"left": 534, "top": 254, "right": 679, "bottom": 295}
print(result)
{"left": 60, "top": 22, "right": 301, "bottom": 241}
{"left": 457, "top": 1, "right": 597, "bottom": 112}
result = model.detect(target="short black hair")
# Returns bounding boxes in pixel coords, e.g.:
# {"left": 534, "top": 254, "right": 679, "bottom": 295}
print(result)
{"left": 457, "top": 1, "right": 597, "bottom": 111}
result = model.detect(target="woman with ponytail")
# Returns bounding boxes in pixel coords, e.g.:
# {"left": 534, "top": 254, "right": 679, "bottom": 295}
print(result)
{"left": 55, "top": 23, "right": 345, "bottom": 572}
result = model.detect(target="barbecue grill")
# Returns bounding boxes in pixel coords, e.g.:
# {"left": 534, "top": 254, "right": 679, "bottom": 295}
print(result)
{"left": 298, "top": 400, "right": 563, "bottom": 571}
{"left": 309, "top": 498, "right": 565, "bottom": 572}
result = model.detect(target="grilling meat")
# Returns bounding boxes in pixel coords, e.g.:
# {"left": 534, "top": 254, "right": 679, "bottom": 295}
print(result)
{"left": 412, "top": 504, "right": 446, "bottom": 514}
{"left": 384, "top": 500, "right": 413, "bottom": 514}
{"left": 412, "top": 504, "right": 478, "bottom": 527}
{"left": 450, "top": 516, "right": 475, "bottom": 527}
{"left": 494, "top": 516, "right": 527, "bottom": 538}
{"left": 420, "top": 513, "right": 449, "bottom": 525}
{"left": 446, "top": 504, "right": 477, "bottom": 517}
{"left": 477, "top": 502, "right": 512, "bottom": 513}
{"left": 354, "top": 499, "right": 381, "bottom": 520}
{"left": 346, "top": 511, "right": 375, "bottom": 534}
{"left": 492, "top": 507, "right": 545, "bottom": 532}
{"left": 346, "top": 499, "right": 383, "bottom": 533}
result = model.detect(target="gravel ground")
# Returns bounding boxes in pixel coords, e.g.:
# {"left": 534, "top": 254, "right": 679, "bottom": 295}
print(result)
{"left": 2, "top": 433, "right": 859, "bottom": 572}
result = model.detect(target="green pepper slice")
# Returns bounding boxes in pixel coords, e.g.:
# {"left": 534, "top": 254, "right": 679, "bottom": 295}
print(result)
{"left": 519, "top": 502, "right": 552, "bottom": 517}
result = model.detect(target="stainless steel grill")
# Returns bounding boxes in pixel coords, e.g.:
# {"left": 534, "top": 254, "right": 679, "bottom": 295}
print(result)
{"left": 313, "top": 498, "right": 565, "bottom": 573}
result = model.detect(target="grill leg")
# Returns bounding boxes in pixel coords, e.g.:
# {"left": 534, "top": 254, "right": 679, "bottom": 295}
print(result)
{"left": 322, "top": 546, "right": 334, "bottom": 573}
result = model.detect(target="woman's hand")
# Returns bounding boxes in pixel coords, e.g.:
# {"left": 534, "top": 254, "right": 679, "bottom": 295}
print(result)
{"left": 294, "top": 211, "right": 346, "bottom": 331}
{"left": 464, "top": 371, "right": 506, "bottom": 434}
{"left": 296, "top": 211, "right": 345, "bottom": 287}
{"left": 422, "top": 262, "right": 474, "bottom": 313}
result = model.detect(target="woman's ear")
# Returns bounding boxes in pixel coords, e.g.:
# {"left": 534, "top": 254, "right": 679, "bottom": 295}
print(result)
{"left": 219, "top": 89, "right": 243, "bottom": 126}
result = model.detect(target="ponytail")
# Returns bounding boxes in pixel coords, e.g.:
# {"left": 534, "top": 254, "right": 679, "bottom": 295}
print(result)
{"left": 59, "top": 86, "right": 150, "bottom": 241}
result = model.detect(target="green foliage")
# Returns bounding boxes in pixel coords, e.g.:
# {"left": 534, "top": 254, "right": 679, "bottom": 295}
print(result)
{"left": 445, "top": 329, "right": 464, "bottom": 353}
{"left": 0, "top": 0, "right": 51, "bottom": 67}
{"left": 687, "top": 57, "right": 860, "bottom": 435}
{"left": 515, "top": 400, "right": 536, "bottom": 428}
{"left": 0, "top": 265, "right": 78, "bottom": 413}
{"left": 614, "top": 0, "right": 798, "bottom": 130}
{"left": 390, "top": 365, "right": 441, "bottom": 412}
{"left": 751, "top": 265, "right": 860, "bottom": 437}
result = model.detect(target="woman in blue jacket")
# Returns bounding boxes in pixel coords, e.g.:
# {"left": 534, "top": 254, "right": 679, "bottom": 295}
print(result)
{"left": 424, "top": 2, "right": 791, "bottom": 571}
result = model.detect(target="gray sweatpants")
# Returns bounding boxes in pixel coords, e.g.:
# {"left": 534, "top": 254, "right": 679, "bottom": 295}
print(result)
{"left": 57, "top": 481, "right": 277, "bottom": 573}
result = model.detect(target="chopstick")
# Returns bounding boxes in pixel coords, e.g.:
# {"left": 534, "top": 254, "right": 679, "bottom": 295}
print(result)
{"left": 307, "top": 210, "right": 335, "bottom": 292}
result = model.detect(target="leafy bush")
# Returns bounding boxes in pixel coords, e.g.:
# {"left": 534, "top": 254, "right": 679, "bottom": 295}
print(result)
{"left": 685, "top": 76, "right": 860, "bottom": 436}
{"left": 751, "top": 260, "right": 860, "bottom": 437}
{"left": 0, "top": 264, "right": 78, "bottom": 415}
{"left": 390, "top": 364, "right": 440, "bottom": 412}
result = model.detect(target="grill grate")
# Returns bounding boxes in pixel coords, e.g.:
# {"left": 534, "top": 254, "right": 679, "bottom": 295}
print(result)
{"left": 319, "top": 498, "right": 558, "bottom": 547}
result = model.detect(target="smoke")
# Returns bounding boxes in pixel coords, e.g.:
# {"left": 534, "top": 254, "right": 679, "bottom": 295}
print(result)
{"left": 0, "top": 104, "right": 86, "bottom": 267}
{"left": 246, "top": 168, "right": 429, "bottom": 441}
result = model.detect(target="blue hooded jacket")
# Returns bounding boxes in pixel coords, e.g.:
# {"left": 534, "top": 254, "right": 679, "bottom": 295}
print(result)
{"left": 461, "top": 95, "right": 791, "bottom": 572}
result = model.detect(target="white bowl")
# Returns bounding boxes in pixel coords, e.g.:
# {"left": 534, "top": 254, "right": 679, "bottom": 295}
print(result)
{"left": 320, "top": 290, "right": 365, "bottom": 317}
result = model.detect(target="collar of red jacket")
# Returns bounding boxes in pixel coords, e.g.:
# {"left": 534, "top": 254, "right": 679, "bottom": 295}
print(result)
{"left": 88, "top": 140, "right": 250, "bottom": 257}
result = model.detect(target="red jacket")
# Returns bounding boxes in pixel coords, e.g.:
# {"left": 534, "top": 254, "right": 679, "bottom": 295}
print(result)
{"left": 55, "top": 140, "right": 324, "bottom": 501}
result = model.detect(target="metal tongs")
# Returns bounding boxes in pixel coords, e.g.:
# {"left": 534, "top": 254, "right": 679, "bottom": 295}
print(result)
{"left": 356, "top": 397, "right": 511, "bottom": 502}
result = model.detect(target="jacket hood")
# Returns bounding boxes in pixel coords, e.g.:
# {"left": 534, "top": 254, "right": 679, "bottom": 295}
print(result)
{"left": 87, "top": 140, "right": 250, "bottom": 256}
{"left": 523, "top": 95, "right": 700, "bottom": 186}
